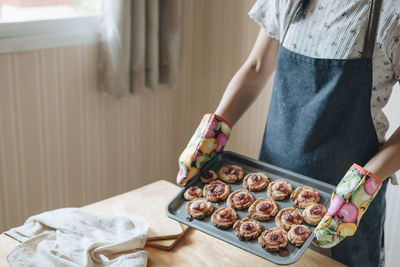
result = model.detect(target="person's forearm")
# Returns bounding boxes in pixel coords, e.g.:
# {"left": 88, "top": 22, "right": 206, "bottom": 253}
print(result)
{"left": 364, "top": 126, "right": 400, "bottom": 181}
{"left": 215, "top": 31, "right": 279, "bottom": 126}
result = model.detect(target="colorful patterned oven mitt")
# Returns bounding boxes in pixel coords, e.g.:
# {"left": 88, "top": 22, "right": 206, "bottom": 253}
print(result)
{"left": 313, "top": 164, "right": 383, "bottom": 248}
{"left": 176, "top": 114, "right": 232, "bottom": 185}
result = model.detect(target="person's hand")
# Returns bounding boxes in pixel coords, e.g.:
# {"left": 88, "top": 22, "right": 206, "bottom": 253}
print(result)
{"left": 176, "top": 114, "right": 231, "bottom": 185}
{"left": 313, "top": 164, "right": 383, "bottom": 248}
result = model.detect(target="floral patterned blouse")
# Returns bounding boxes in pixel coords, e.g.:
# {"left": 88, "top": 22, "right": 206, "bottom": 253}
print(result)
{"left": 249, "top": 0, "right": 400, "bottom": 144}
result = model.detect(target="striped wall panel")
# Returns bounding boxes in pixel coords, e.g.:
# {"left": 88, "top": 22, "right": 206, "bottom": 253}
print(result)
{"left": 0, "top": 0, "right": 267, "bottom": 231}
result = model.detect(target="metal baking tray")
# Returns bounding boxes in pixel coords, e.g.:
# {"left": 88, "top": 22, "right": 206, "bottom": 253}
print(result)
{"left": 165, "top": 151, "right": 335, "bottom": 265}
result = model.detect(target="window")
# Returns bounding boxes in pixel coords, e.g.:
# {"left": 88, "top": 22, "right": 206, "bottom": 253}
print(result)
{"left": 0, "top": 0, "right": 102, "bottom": 53}
{"left": 0, "top": 0, "right": 101, "bottom": 23}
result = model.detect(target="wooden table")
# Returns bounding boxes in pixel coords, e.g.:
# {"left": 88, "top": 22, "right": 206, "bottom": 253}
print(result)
{"left": 0, "top": 180, "right": 346, "bottom": 267}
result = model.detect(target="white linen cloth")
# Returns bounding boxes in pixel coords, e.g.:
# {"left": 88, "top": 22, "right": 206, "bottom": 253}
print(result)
{"left": 4, "top": 208, "right": 149, "bottom": 267}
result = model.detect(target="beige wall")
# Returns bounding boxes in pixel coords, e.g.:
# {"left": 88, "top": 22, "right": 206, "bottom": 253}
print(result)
{"left": 0, "top": 0, "right": 273, "bottom": 231}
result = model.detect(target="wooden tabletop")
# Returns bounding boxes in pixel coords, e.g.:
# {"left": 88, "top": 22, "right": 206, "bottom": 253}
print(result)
{"left": 0, "top": 180, "right": 346, "bottom": 267}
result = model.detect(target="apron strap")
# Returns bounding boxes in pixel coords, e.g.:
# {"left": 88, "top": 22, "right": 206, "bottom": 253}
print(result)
{"left": 281, "top": 0, "right": 382, "bottom": 59}
{"left": 363, "top": 0, "right": 382, "bottom": 59}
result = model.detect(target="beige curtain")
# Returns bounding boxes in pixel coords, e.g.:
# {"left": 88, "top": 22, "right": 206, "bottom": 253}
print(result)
{"left": 99, "top": 0, "right": 182, "bottom": 98}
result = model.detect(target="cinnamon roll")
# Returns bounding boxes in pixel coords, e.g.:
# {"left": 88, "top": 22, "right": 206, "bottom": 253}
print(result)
{"left": 248, "top": 198, "right": 278, "bottom": 221}
{"left": 267, "top": 179, "right": 293, "bottom": 200}
{"left": 290, "top": 186, "right": 320, "bottom": 208}
{"left": 258, "top": 227, "right": 288, "bottom": 251}
{"left": 243, "top": 172, "right": 269, "bottom": 191}
{"left": 275, "top": 207, "right": 303, "bottom": 230}
{"left": 183, "top": 186, "right": 202, "bottom": 201}
{"left": 203, "top": 180, "right": 230, "bottom": 202}
{"left": 227, "top": 189, "right": 255, "bottom": 210}
{"left": 186, "top": 198, "right": 213, "bottom": 219}
{"left": 233, "top": 218, "right": 262, "bottom": 241}
{"left": 303, "top": 203, "right": 326, "bottom": 226}
{"left": 218, "top": 164, "right": 244, "bottom": 183}
{"left": 200, "top": 169, "right": 218, "bottom": 183}
{"left": 211, "top": 207, "right": 238, "bottom": 229}
{"left": 287, "top": 225, "right": 311, "bottom": 246}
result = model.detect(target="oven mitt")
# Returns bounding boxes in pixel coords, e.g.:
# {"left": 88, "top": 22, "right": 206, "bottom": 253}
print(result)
{"left": 176, "top": 114, "right": 232, "bottom": 185}
{"left": 313, "top": 164, "right": 383, "bottom": 248}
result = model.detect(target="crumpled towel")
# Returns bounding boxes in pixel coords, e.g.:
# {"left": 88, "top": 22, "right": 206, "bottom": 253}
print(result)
{"left": 4, "top": 208, "right": 149, "bottom": 267}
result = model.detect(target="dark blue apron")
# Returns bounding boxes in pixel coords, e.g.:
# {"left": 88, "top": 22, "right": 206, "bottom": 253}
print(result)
{"left": 258, "top": 1, "right": 388, "bottom": 266}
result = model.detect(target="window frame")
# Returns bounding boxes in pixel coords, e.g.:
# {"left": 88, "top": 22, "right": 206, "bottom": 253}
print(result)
{"left": 0, "top": 15, "right": 100, "bottom": 54}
